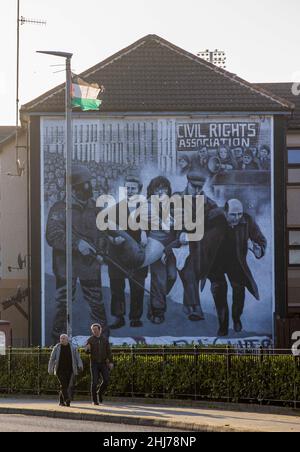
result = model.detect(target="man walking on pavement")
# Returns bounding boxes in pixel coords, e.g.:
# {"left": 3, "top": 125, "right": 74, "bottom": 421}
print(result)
{"left": 85, "top": 323, "right": 114, "bottom": 405}
{"left": 48, "top": 334, "right": 83, "bottom": 407}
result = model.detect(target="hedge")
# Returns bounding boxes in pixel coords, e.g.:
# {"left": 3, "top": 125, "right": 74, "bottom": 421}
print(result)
{"left": 0, "top": 348, "right": 299, "bottom": 406}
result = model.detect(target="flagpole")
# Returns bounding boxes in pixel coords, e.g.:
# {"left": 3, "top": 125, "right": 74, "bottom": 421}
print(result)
{"left": 37, "top": 51, "right": 73, "bottom": 340}
{"left": 65, "top": 55, "right": 73, "bottom": 339}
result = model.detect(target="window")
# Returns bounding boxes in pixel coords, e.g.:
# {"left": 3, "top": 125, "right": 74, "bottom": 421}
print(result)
{"left": 287, "top": 187, "right": 300, "bottom": 226}
{"left": 287, "top": 149, "right": 300, "bottom": 307}
{"left": 288, "top": 149, "right": 300, "bottom": 165}
{"left": 288, "top": 268, "right": 300, "bottom": 306}
{"left": 289, "top": 229, "right": 300, "bottom": 266}
{"left": 287, "top": 148, "right": 300, "bottom": 226}
{"left": 290, "top": 230, "right": 300, "bottom": 245}
{"left": 288, "top": 168, "right": 300, "bottom": 183}
{"left": 290, "top": 250, "right": 300, "bottom": 265}
{"left": 288, "top": 148, "right": 300, "bottom": 183}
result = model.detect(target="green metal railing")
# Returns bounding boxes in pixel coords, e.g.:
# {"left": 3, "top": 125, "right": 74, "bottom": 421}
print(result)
{"left": 0, "top": 346, "right": 299, "bottom": 408}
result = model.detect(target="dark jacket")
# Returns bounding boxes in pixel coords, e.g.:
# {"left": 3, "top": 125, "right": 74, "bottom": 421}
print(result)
{"left": 87, "top": 335, "right": 113, "bottom": 364}
{"left": 46, "top": 197, "right": 106, "bottom": 280}
{"left": 202, "top": 209, "right": 267, "bottom": 299}
{"left": 165, "top": 192, "right": 218, "bottom": 273}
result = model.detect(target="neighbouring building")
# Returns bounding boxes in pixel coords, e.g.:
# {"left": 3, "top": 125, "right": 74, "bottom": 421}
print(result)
{"left": 197, "top": 49, "right": 226, "bottom": 68}
{"left": 255, "top": 83, "right": 300, "bottom": 347}
{"left": 0, "top": 127, "right": 29, "bottom": 347}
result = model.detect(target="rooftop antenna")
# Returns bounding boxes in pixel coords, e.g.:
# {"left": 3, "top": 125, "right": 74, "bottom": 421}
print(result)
{"left": 11, "top": 0, "right": 46, "bottom": 177}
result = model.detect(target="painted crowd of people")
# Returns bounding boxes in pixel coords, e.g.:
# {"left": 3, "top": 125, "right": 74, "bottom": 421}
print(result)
{"left": 178, "top": 145, "right": 271, "bottom": 175}
{"left": 44, "top": 152, "right": 141, "bottom": 207}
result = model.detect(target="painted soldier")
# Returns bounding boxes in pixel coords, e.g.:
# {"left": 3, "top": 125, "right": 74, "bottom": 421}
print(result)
{"left": 46, "top": 164, "right": 108, "bottom": 342}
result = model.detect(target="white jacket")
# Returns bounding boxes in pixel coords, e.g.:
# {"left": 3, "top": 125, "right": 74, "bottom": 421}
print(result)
{"left": 48, "top": 343, "right": 83, "bottom": 376}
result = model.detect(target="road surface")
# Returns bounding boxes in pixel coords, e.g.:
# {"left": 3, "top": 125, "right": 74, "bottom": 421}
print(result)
{"left": 0, "top": 414, "right": 184, "bottom": 432}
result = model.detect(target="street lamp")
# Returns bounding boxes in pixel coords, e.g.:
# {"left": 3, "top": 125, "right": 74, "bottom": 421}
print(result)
{"left": 37, "top": 50, "right": 73, "bottom": 340}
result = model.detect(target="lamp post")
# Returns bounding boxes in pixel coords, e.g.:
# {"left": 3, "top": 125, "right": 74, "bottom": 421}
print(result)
{"left": 37, "top": 51, "right": 73, "bottom": 339}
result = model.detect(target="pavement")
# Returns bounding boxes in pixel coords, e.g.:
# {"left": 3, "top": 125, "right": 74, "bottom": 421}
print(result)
{"left": 0, "top": 398, "right": 299, "bottom": 432}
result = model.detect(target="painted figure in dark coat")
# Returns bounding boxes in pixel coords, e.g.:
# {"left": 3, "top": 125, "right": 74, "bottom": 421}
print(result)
{"left": 46, "top": 165, "right": 108, "bottom": 342}
{"left": 232, "top": 147, "right": 244, "bottom": 170}
{"left": 176, "top": 170, "right": 218, "bottom": 321}
{"left": 205, "top": 199, "right": 267, "bottom": 336}
{"left": 191, "top": 147, "right": 210, "bottom": 170}
{"left": 108, "top": 175, "right": 148, "bottom": 330}
{"left": 258, "top": 145, "right": 271, "bottom": 171}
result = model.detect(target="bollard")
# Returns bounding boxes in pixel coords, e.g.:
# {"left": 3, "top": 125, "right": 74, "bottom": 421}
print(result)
{"left": 130, "top": 345, "right": 135, "bottom": 398}
{"left": 226, "top": 346, "right": 231, "bottom": 402}
{"left": 194, "top": 345, "right": 198, "bottom": 401}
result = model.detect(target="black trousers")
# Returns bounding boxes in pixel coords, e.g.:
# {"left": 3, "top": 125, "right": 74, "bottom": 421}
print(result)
{"left": 208, "top": 258, "right": 246, "bottom": 331}
{"left": 91, "top": 362, "right": 110, "bottom": 403}
{"left": 56, "top": 371, "right": 73, "bottom": 404}
{"left": 179, "top": 254, "right": 201, "bottom": 308}
{"left": 109, "top": 267, "right": 147, "bottom": 321}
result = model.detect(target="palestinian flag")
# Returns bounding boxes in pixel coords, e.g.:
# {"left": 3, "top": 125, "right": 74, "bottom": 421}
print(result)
{"left": 71, "top": 75, "right": 105, "bottom": 111}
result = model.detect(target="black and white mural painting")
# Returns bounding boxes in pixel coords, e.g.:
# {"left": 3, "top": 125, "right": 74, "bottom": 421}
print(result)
{"left": 41, "top": 116, "right": 274, "bottom": 347}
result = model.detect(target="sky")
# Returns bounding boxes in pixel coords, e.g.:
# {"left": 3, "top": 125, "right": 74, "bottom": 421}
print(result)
{"left": 1, "top": 0, "right": 300, "bottom": 125}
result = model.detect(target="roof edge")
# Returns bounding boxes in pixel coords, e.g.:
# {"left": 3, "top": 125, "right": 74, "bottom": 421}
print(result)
{"left": 21, "top": 35, "right": 152, "bottom": 113}
{"left": 0, "top": 127, "right": 24, "bottom": 150}
{"left": 21, "top": 34, "right": 295, "bottom": 114}
{"left": 153, "top": 36, "right": 294, "bottom": 111}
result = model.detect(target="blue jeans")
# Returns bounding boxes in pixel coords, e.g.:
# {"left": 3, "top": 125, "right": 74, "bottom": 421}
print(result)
{"left": 91, "top": 362, "right": 110, "bottom": 403}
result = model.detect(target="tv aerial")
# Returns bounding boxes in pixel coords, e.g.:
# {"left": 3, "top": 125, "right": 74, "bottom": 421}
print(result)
{"left": 8, "top": 253, "right": 27, "bottom": 273}
{"left": 13, "top": 0, "right": 46, "bottom": 177}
